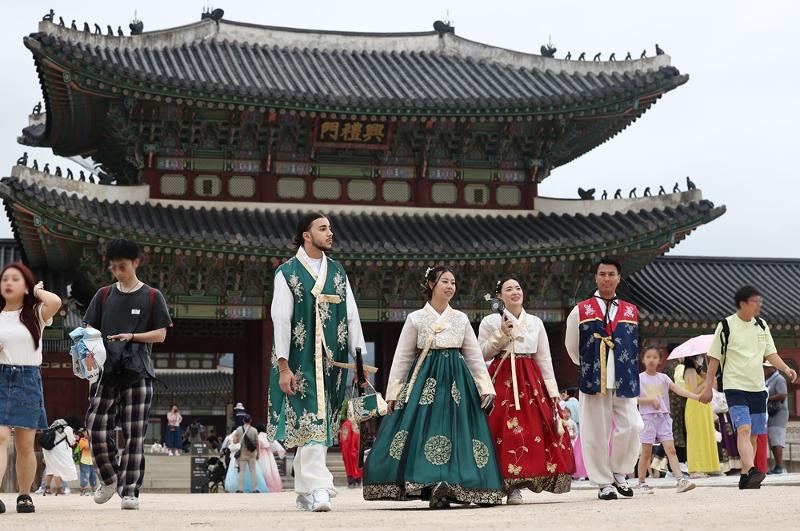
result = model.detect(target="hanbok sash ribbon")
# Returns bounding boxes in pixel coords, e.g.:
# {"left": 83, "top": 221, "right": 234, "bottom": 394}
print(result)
{"left": 489, "top": 311, "right": 526, "bottom": 410}
{"left": 404, "top": 323, "right": 446, "bottom": 404}
{"left": 592, "top": 332, "right": 615, "bottom": 396}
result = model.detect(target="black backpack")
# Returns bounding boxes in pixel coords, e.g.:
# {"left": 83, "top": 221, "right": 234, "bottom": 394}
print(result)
{"left": 39, "top": 427, "right": 65, "bottom": 450}
{"left": 717, "top": 316, "right": 767, "bottom": 390}
{"left": 242, "top": 426, "right": 258, "bottom": 452}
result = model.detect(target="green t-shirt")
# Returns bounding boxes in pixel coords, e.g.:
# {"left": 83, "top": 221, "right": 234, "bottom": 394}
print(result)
{"left": 708, "top": 314, "right": 777, "bottom": 392}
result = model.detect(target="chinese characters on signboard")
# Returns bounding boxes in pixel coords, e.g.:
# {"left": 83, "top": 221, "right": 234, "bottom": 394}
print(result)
{"left": 314, "top": 119, "right": 391, "bottom": 149}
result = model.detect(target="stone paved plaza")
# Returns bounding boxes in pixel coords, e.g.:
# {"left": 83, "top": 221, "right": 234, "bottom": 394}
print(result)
{"left": 2, "top": 474, "right": 798, "bottom": 530}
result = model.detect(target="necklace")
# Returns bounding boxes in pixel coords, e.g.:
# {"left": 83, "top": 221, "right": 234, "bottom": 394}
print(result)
{"left": 118, "top": 280, "right": 142, "bottom": 293}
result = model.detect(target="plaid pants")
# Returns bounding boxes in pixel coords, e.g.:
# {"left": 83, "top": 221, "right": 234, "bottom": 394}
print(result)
{"left": 86, "top": 378, "right": 153, "bottom": 498}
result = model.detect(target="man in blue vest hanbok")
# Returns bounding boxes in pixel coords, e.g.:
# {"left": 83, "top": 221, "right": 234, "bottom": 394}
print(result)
{"left": 268, "top": 213, "right": 366, "bottom": 512}
{"left": 565, "top": 257, "right": 644, "bottom": 500}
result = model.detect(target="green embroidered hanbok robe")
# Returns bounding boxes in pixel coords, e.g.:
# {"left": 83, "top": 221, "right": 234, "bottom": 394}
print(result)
{"left": 268, "top": 248, "right": 366, "bottom": 448}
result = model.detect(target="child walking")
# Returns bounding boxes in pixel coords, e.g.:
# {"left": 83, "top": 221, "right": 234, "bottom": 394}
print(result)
{"left": 637, "top": 347, "right": 699, "bottom": 494}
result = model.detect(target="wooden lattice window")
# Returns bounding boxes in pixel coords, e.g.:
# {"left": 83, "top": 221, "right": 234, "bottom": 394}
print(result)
{"left": 347, "top": 180, "right": 376, "bottom": 201}
{"left": 194, "top": 175, "right": 221, "bottom": 197}
{"left": 277, "top": 177, "right": 306, "bottom": 199}
{"left": 464, "top": 184, "right": 489, "bottom": 205}
{"left": 229, "top": 176, "right": 256, "bottom": 198}
{"left": 383, "top": 181, "right": 411, "bottom": 202}
{"left": 313, "top": 178, "right": 341, "bottom": 200}
{"left": 496, "top": 185, "right": 521, "bottom": 206}
{"left": 431, "top": 183, "right": 457, "bottom": 204}
{"left": 160, "top": 174, "right": 186, "bottom": 196}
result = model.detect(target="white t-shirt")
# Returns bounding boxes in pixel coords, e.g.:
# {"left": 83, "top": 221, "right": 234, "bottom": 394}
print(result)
{"left": 0, "top": 305, "right": 53, "bottom": 366}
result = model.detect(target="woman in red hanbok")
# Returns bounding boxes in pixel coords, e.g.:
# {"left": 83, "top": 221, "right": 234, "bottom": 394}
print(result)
{"left": 339, "top": 418, "right": 362, "bottom": 487}
{"left": 478, "top": 278, "right": 575, "bottom": 504}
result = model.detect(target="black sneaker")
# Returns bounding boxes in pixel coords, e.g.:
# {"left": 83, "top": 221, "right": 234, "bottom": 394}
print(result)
{"left": 745, "top": 467, "right": 766, "bottom": 489}
{"left": 598, "top": 486, "right": 618, "bottom": 500}
{"left": 738, "top": 474, "right": 748, "bottom": 490}
{"left": 612, "top": 480, "right": 634, "bottom": 498}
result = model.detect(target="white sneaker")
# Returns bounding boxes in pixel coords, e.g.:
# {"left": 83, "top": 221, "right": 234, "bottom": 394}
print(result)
{"left": 676, "top": 478, "right": 696, "bottom": 493}
{"left": 638, "top": 483, "right": 655, "bottom": 495}
{"left": 311, "top": 489, "right": 331, "bottom": 512}
{"left": 121, "top": 496, "right": 139, "bottom": 510}
{"left": 94, "top": 481, "right": 117, "bottom": 505}
{"left": 506, "top": 489, "right": 523, "bottom": 505}
{"left": 295, "top": 493, "right": 314, "bottom": 511}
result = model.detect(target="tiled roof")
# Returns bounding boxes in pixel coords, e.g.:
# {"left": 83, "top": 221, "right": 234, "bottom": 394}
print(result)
{"left": 1, "top": 176, "right": 724, "bottom": 260}
{"left": 625, "top": 256, "right": 800, "bottom": 326}
{"left": 156, "top": 370, "right": 233, "bottom": 395}
{"left": 24, "top": 20, "right": 687, "bottom": 113}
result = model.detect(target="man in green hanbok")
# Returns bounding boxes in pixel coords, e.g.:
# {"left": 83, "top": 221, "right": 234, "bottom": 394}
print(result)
{"left": 268, "top": 213, "right": 366, "bottom": 512}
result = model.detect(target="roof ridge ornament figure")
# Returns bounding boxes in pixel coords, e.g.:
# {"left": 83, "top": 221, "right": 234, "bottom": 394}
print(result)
{"left": 42, "top": 9, "right": 55, "bottom": 22}
{"left": 643, "top": 186, "right": 651, "bottom": 197}
{"left": 655, "top": 44, "right": 665, "bottom": 55}
{"left": 107, "top": 25, "right": 113, "bottom": 36}
{"left": 625, "top": 51, "right": 632, "bottom": 60}
{"left": 593, "top": 52, "right": 601, "bottom": 61}
{"left": 67, "top": 168, "right": 74, "bottom": 180}
{"left": 58, "top": 16, "right": 65, "bottom": 27}
{"left": 117, "top": 26, "right": 124, "bottom": 37}
{"left": 94, "top": 23, "right": 102, "bottom": 35}
{"left": 640, "top": 49, "right": 647, "bottom": 59}
{"left": 565, "top": 51, "right": 572, "bottom": 60}
{"left": 201, "top": 8, "right": 225, "bottom": 22}
{"left": 601, "top": 189, "right": 608, "bottom": 200}
{"left": 43, "top": 163, "right": 50, "bottom": 174}
{"left": 83, "top": 22, "right": 90, "bottom": 33}
{"left": 130, "top": 11, "right": 144, "bottom": 36}
{"left": 433, "top": 20, "right": 455, "bottom": 36}
{"left": 614, "top": 188, "right": 622, "bottom": 199}
{"left": 628, "top": 187, "right": 637, "bottom": 198}
{"left": 16, "top": 152, "right": 28, "bottom": 166}
{"left": 71, "top": 20, "right": 77, "bottom": 30}
{"left": 686, "top": 176, "right": 696, "bottom": 190}
{"left": 578, "top": 187, "right": 595, "bottom": 200}
{"left": 33, "top": 101, "right": 42, "bottom": 114}
{"left": 658, "top": 185, "right": 666, "bottom": 196}
{"left": 672, "top": 182, "right": 680, "bottom": 193}
{"left": 55, "top": 166, "right": 62, "bottom": 177}
{"left": 578, "top": 52, "right": 586, "bottom": 61}
{"left": 609, "top": 53, "right": 616, "bottom": 62}
{"left": 540, "top": 36, "right": 556, "bottom": 58}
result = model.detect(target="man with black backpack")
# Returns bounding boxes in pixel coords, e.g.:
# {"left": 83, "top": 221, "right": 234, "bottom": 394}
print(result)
{"left": 232, "top": 415, "right": 259, "bottom": 492}
{"left": 83, "top": 239, "right": 172, "bottom": 510}
{"left": 700, "top": 285, "right": 797, "bottom": 490}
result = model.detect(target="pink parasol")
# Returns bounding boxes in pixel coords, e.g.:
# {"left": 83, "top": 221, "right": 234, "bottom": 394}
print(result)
{"left": 667, "top": 334, "right": 715, "bottom": 360}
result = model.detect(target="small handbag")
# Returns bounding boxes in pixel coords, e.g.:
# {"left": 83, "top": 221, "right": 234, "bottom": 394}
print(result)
{"left": 711, "top": 389, "right": 729, "bottom": 415}
{"left": 347, "top": 380, "right": 388, "bottom": 423}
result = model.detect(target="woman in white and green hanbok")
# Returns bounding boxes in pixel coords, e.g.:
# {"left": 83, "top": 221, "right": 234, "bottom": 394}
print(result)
{"left": 363, "top": 267, "right": 504, "bottom": 508}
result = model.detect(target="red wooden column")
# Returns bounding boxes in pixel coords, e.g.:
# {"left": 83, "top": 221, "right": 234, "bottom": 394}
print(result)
{"left": 234, "top": 320, "right": 273, "bottom": 424}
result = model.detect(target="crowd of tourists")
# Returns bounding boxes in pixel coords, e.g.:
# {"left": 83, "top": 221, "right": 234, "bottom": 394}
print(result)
{"left": 0, "top": 217, "right": 796, "bottom": 515}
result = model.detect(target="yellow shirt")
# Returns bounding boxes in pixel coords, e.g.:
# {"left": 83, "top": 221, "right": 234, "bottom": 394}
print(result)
{"left": 708, "top": 314, "right": 777, "bottom": 392}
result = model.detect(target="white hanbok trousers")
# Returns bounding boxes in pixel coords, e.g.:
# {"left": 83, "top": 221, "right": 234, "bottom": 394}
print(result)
{"left": 293, "top": 444, "right": 335, "bottom": 495}
{"left": 579, "top": 391, "right": 644, "bottom": 487}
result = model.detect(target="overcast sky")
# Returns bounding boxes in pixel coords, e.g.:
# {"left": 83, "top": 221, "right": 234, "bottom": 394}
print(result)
{"left": 2, "top": 1, "right": 797, "bottom": 257}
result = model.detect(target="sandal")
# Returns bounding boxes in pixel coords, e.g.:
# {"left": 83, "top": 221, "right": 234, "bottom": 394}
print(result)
{"left": 16, "top": 495, "right": 35, "bottom": 513}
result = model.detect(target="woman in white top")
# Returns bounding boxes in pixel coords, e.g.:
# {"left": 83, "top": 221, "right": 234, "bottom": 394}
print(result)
{"left": 478, "top": 277, "right": 575, "bottom": 505}
{"left": 0, "top": 262, "right": 61, "bottom": 513}
{"left": 363, "top": 266, "right": 504, "bottom": 508}
{"left": 42, "top": 419, "right": 78, "bottom": 495}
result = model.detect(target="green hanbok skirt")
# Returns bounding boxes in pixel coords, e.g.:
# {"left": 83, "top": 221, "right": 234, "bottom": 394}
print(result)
{"left": 362, "top": 347, "right": 504, "bottom": 505}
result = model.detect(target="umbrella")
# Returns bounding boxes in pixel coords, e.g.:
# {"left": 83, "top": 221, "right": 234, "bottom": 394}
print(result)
{"left": 667, "top": 334, "right": 714, "bottom": 360}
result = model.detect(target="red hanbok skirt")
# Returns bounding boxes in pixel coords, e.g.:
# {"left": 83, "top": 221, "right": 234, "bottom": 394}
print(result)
{"left": 339, "top": 419, "right": 362, "bottom": 480}
{"left": 487, "top": 354, "right": 575, "bottom": 493}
